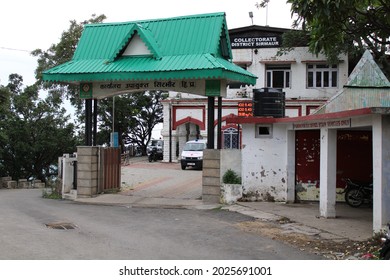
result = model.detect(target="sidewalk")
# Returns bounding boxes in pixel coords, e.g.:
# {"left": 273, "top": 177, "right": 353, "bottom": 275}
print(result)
{"left": 75, "top": 159, "right": 374, "bottom": 242}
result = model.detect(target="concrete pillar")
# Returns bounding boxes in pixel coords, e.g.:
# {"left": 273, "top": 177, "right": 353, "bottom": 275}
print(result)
{"left": 162, "top": 135, "right": 169, "bottom": 162}
{"left": 61, "top": 154, "right": 77, "bottom": 196}
{"left": 372, "top": 115, "right": 390, "bottom": 232}
{"left": 286, "top": 130, "right": 296, "bottom": 202}
{"left": 171, "top": 137, "right": 177, "bottom": 162}
{"left": 177, "top": 126, "right": 188, "bottom": 160}
{"left": 77, "top": 146, "right": 99, "bottom": 198}
{"left": 319, "top": 128, "right": 337, "bottom": 218}
{"left": 202, "top": 149, "right": 221, "bottom": 203}
{"left": 162, "top": 134, "right": 178, "bottom": 163}
{"left": 207, "top": 96, "right": 215, "bottom": 149}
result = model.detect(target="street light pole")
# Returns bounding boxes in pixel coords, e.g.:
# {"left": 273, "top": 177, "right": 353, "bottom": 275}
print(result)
{"left": 111, "top": 96, "right": 115, "bottom": 147}
{"left": 169, "top": 101, "right": 172, "bottom": 163}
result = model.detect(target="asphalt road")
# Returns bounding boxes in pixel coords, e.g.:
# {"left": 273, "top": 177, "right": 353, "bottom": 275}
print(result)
{"left": 0, "top": 189, "right": 324, "bottom": 260}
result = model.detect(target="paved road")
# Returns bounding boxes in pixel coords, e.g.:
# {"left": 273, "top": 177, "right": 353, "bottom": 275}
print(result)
{"left": 120, "top": 159, "right": 202, "bottom": 200}
{"left": 0, "top": 189, "right": 324, "bottom": 260}
{"left": 117, "top": 158, "right": 374, "bottom": 242}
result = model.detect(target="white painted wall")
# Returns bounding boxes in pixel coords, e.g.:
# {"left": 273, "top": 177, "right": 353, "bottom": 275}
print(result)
{"left": 240, "top": 123, "right": 289, "bottom": 201}
{"left": 220, "top": 149, "right": 242, "bottom": 180}
{"left": 176, "top": 107, "right": 203, "bottom": 120}
{"left": 372, "top": 115, "right": 390, "bottom": 231}
{"left": 122, "top": 34, "right": 151, "bottom": 56}
{"left": 228, "top": 46, "right": 349, "bottom": 102}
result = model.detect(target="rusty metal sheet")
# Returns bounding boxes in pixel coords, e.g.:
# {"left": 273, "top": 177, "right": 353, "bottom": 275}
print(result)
{"left": 101, "top": 148, "right": 121, "bottom": 191}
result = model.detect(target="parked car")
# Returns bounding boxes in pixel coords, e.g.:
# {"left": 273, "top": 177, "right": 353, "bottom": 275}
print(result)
{"left": 180, "top": 139, "right": 207, "bottom": 170}
{"left": 146, "top": 139, "right": 164, "bottom": 160}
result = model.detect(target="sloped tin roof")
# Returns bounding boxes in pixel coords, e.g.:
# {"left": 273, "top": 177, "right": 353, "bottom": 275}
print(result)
{"left": 43, "top": 12, "right": 257, "bottom": 85}
{"left": 346, "top": 50, "right": 390, "bottom": 87}
{"left": 313, "top": 50, "right": 390, "bottom": 114}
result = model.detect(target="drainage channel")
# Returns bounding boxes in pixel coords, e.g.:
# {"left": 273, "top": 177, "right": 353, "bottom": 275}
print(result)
{"left": 45, "top": 222, "right": 77, "bottom": 230}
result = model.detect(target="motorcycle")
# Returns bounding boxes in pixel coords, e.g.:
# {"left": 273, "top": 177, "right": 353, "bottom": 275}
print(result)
{"left": 340, "top": 178, "right": 373, "bottom": 208}
{"left": 148, "top": 147, "right": 158, "bottom": 162}
{"left": 380, "top": 224, "right": 390, "bottom": 260}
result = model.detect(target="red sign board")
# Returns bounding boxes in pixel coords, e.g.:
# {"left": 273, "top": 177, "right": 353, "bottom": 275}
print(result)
{"left": 238, "top": 102, "right": 253, "bottom": 117}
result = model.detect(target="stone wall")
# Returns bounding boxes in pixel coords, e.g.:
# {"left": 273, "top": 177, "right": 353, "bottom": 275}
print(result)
{"left": 0, "top": 176, "right": 45, "bottom": 189}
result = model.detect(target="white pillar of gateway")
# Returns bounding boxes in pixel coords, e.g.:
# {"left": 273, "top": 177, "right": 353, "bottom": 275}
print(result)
{"left": 286, "top": 130, "right": 296, "bottom": 203}
{"left": 372, "top": 115, "right": 390, "bottom": 232}
{"left": 319, "top": 127, "right": 337, "bottom": 218}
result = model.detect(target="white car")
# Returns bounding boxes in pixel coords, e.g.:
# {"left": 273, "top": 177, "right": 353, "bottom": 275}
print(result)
{"left": 180, "top": 139, "right": 207, "bottom": 170}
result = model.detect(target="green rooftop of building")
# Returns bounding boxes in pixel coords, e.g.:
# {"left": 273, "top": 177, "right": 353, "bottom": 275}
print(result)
{"left": 43, "top": 12, "right": 257, "bottom": 85}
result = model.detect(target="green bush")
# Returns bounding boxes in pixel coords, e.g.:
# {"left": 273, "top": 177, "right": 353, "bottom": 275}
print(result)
{"left": 222, "top": 169, "right": 241, "bottom": 184}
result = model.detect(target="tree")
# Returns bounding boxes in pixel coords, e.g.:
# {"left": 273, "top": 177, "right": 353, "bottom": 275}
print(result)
{"left": 0, "top": 85, "right": 10, "bottom": 107}
{"left": 97, "top": 91, "right": 167, "bottom": 153}
{"left": 124, "top": 91, "right": 167, "bottom": 153}
{"left": 284, "top": 0, "right": 390, "bottom": 77}
{"left": 256, "top": 1, "right": 390, "bottom": 77}
{"left": 0, "top": 85, "right": 11, "bottom": 162}
{"left": 32, "top": 14, "right": 107, "bottom": 113}
{"left": 0, "top": 74, "right": 79, "bottom": 181}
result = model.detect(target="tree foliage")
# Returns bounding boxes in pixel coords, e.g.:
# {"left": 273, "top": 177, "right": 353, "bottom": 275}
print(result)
{"left": 284, "top": 0, "right": 390, "bottom": 77}
{"left": 0, "top": 85, "right": 10, "bottom": 161}
{"left": 0, "top": 74, "right": 79, "bottom": 181}
{"left": 256, "top": 1, "right": 390, "bottom": 77}
{"left": 32, "top": 14, "right": 107, "bottom": 113}
{"left": 97, "top": 91, "right": 167, "bottom": 153}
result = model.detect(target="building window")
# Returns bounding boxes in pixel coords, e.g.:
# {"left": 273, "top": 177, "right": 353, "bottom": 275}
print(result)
{"left": 307, "top": 64, "right": 338, "bottom": 88}
{"left": 266, "top": 64, "right": 291, "bottom": 89}
{"left": 255, "top": 124, "right": 273, "bottom": 138}
{"left": 223, "top": 127, "right": 239, "bottom": 149}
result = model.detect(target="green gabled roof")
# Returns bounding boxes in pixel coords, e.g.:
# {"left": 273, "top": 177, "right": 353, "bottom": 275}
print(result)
{"left": 106, "top": 24, "right": 162, "bottom": 62}
{"left": 43, "top": 12, "right": 257, "bottom": 85}
{"left": 44, "top": 54, "right": 255, "bottom": 83}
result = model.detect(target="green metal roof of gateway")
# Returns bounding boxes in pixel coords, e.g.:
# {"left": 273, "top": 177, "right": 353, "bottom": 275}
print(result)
{"left": 43, "top": 12, "right": 257, "bottom": 85}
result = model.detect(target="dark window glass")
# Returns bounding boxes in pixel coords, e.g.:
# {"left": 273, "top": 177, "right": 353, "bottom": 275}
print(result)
{"left": 323, "top": 71, "right": 329, "bottom": 87}
{"left": 308, "top": 72, "right": 313, "bottom": 87}
{"left": 332, "top": 71, "right": 337, "bottom": 87}
{"left": 272, "top": 71, "right": 285, "bottom": 88}
{"left": 316, "top": 72, "right": 322, "bottom": 87}
{"left": 259, "top": 127, "right": 270, "bottom": 135}
{"left": 286, "top": 71, "right": 290, "bottom": 88}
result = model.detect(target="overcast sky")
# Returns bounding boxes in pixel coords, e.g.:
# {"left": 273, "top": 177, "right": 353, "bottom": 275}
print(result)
{"left": 0, "top": 0, "right": 294, "bottom": 87}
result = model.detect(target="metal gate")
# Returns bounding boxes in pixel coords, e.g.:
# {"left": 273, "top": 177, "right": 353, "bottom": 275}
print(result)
{"left": 99, "top": 147, "right": 121, "bottom": 192}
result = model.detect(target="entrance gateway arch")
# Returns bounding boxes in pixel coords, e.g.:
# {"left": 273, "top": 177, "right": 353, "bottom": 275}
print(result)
{"left": 43, "top": 12, "right": 257, "bottom": 199}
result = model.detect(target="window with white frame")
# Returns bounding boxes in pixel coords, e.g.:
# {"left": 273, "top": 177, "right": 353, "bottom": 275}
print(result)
{"left": 307, "top": 64, "right": 338, "bottom": 88}
{"left": 266, "top": 64, "right": 291, "bottom": 89}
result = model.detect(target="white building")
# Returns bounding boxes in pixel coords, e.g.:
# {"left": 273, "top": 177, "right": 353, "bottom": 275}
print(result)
{"left": 161, "top": 25, "right": 348, "bottom": 161}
